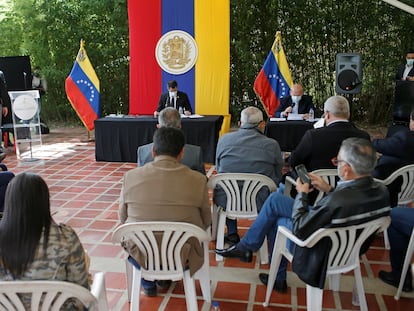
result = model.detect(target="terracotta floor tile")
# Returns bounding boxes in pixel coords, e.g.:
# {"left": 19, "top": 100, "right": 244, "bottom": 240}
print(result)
{"left": 214, "top": 281, "right": 251, "bottom": 301}
{"left": 75, "top": 209, "right": 103, "bottom": 218}
{"left": 89, "top": 244, "right": 123, "bottom": 257}
{"left": 78, "top": 229, "right": 107, "bottom": 243}
{"left": 254, "top": 284, "right": 291, "bottom": 305}
{"left": 89, "top": 219, "right": 118, "bottom": 230}
{"left": 66, "top": 218, "right": 94, "bottom": 228}
{"left": 104, "top": 271, "right": 127, "bottom": 290}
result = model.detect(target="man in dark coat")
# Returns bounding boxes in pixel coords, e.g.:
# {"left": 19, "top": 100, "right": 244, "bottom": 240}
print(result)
{"left": 274, "top": 83, "right": 314, "bottom": 119}
{"left": 154, "top": 80, "right": 192, "bottom": 116}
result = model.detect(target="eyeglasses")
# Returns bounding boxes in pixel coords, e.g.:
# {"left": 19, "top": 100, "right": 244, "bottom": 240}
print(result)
{"left": 331, "top": 157, "right": 348, "bottom": 167}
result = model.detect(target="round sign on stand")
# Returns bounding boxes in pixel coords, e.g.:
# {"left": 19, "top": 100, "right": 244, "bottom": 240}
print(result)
{"left": 12, "top": 94, "right": 40, "bottom": 162}
{"left": 12, "top": 94, "right": 38, "bottom": 120}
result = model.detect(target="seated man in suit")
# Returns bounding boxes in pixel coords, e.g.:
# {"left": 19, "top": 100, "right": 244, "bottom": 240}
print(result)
{"left": 216, "top": 137, "right": 390, "bottom": 293}
{"left": 395, "top": 48, "right": 414, "bottom": 81}
{"left": 285, "top": 95, "right": 370, "bottom": 204}
{"left": 372, "top": 111, "right": 414, "bottom": 207}
{"left": 137, "top": 107, "right": 205, "bottom": 174}
{"left": 289, "top": 95, "right": 370, "bottom": 172}
{"left": 120, "top": 127, "right": 211, "bottom": 296}
{"left": 154, "top": 80, "right": 192, "bottom": 117}
{"left": 274, "top": 83, "right": 314, "bottom": 119}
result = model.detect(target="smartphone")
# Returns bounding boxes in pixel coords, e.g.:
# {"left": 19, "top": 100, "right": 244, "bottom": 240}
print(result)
{"left": 295, "top": 164, "right": 311, "bottom": 185}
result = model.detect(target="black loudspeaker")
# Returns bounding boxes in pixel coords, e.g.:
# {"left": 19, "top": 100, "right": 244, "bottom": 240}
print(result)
{"left": 335, "top": 53, "right": 362, "bottom": 94}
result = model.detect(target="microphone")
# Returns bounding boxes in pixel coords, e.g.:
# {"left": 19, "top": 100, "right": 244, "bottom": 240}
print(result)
{"left": 23, "top": 72, "right": 27, "bottom": 89}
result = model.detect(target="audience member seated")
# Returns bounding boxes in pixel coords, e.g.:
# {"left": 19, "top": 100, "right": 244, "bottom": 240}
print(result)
{"left": 284, "top": 95, "right": 370, "bottom": 203}
{"left": 0, "top": 173, "right": 90, "bottom": 310}
{"left": 289, "top": 95, "right": 370, "bottom": 171}
{"left": 216, "top": 138, "right": 390, "bottom": 292}
{"left": 372, "top": 111, "right": 414, "bottom": 207}
{"left": 379, "top": 207, "right": 413, "bottom": 292}
{"left": 0, "top": 163, "right": 14, "bottom": 215}
{"left": 120, "top": 127, "right": 211, "bottom": 297}
{"left": 137, "top": 107, "right": 205, "bottom": 174}
{"left": 214, "top": 106, "right": 283, "bottom": 244}
{"left": 273, "top": 83, "right": 314, "bottom": 119}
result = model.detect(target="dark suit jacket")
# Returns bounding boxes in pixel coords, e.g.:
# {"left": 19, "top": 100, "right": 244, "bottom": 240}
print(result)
{"left": 289, "top": 121, "right": 370, "bottom": 171}
{"left": 396, "top": 64, "right": 414, "bottom": 80}
{"left": 137, "top": 142, "right": 205, "bottom": 175}
{"left": 156, "top": 90, "right": 192, "bottom": 113}
{"left": 274, "top": 95, "right": 314, "bottom": 117}
{"left": 372, "top": 128, "right": 414, "bottom": 207}
{"left": 372, "top": 128, "right": 414, "bottom": 179}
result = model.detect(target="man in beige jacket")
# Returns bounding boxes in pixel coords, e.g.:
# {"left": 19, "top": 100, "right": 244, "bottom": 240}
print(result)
{"left": 119, "top": 126, "right": 211, "bottom": 296}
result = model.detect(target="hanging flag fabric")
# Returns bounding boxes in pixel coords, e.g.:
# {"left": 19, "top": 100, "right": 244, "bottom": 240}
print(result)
{"left": 65, "top": 39, "right": 100, "bottom": 131}
{"left": 254, "top": 31, "right": 293, "bottom": 116}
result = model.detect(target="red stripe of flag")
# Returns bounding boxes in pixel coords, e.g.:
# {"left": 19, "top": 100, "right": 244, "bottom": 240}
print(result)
{"left": 65, "top": 76, "right": 98, "bottom": 131}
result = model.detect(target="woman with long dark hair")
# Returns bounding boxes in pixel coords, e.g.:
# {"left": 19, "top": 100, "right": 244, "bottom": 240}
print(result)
{"left": 0, "top": 173, "right": 89, "bottom": 309}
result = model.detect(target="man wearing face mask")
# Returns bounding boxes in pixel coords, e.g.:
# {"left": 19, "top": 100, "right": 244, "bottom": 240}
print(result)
{"left": 154, "top": 80, "right": 192, "bottom": 117}
{"left": 216, "top": 137, "right": 390, "bottom": 293}
{"left": 395, "top": 49, "right": 414, "bottom": 81}
{"left": 273, "top": 83, "right": 315, "bottom": 119}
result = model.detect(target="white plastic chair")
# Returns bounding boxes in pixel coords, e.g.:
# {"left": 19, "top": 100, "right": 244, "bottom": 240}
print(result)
{"left": 0, "top": 271, "right": 109, "bottom": 310}
{"left": 375, "top": 164, "right": 414, "bottom": 248}
{"left": 263, "top": 216, "right": 391, "bottom": 311}
{"left": 395, "top": 227, "right": 414, "bottom": 300}
{"left": 207, "top": 173, "right": 277, "bottom": 263}
{"left": 378, "top": 164, "right": 414, "bottom": 206}
{"left": 112, "top": 221, "right": 211, "bottom": 311}
{"left": 284, "top": 168, "right": 338, "bottom": 204}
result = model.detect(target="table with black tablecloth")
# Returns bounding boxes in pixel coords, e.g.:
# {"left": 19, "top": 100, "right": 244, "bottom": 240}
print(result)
{"left": 265, "top": 120, "right": 315, "bottom": 152}
{"left": 94, "top": 115, "right": 224, "bottom": 163}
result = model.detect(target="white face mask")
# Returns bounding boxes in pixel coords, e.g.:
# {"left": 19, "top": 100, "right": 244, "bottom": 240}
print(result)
{"left": 169, "top": 91, "right": 177, "bottom": 98}
{"left": 337, "top": 164, "right": 345, "bottom": 181}
{"left": 291, "top": 95, "right": 302, "bottom": 104}
{"left": 407, "top": 59, "right": 414, "bottom": 66}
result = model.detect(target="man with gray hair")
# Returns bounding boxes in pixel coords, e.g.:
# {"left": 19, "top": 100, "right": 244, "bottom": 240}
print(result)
{"left": 289, "top": 95, "right": 370, "bottom": 171}
{"left": 216, "top": 137, "right": 390, "bottom": 292}
{"left": 137, "top": 107, "right": 205, "bottom": 174}
{"left": 214, "top": 106, "right": 283, "bottom": 244}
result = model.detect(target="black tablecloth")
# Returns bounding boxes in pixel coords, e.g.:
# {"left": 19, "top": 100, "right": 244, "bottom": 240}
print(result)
{"left": 265, "top": 120, "right": 315, "bottom": 152}
{"left": 95, "top": 115, "right": 224, "bottom": 163}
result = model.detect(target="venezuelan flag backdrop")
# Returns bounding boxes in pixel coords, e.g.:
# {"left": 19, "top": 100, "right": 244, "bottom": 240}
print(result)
{"left": 128, "top": 0, "right": 230, "bottom": 131}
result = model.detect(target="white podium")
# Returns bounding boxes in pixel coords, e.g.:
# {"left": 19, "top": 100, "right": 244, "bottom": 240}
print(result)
{"left": 8, "top": 90, "right": 42, "bottom": 161}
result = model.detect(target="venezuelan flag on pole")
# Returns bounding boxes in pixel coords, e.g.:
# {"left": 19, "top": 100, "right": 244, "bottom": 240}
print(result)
{"left": 254, "top": 31, "right": 293, "bottom": 117}
{"left": 65, "top": 39, "right": 100, "bottom": 131}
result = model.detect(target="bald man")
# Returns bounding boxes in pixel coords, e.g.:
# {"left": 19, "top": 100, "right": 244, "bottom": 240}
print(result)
{"left": 274, "top": 83, "right": 315, "bottom": 119}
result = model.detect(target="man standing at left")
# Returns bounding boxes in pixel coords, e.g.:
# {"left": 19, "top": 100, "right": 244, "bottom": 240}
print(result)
{"left": 0, "top": 72, "right": 10, "bottom": 162}
{"left": 119, "top": 127, "right": 211, "bottom": 297}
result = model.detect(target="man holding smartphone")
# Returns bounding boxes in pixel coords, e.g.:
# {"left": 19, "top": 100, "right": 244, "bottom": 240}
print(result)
{"left": 216, "top": 138, "right": 390, "bottom": 293}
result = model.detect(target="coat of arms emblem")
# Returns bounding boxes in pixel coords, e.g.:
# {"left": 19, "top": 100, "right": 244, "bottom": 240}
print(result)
{"left": 156, "top": 30, "right": 198, "bottom": 74}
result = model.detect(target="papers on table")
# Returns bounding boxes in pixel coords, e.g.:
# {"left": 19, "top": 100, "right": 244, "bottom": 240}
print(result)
{"left": 270, "top": 117, "right": 286, "bottom": 122}
{"left": 181, "top": 114, "right": 204, "bottom": 118}
{"left": 287, "top": 113, "right": 304, "bottom": 121}
{"left": 313, "top": 118, "right": 325, "bottom": 128}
